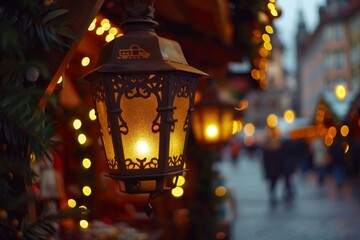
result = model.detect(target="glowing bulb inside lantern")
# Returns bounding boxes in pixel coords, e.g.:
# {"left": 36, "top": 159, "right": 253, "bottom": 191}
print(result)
{"left": 205, "top": 125, "right": 218, "bottom": 138}
{"left": 136, "top": 140, "right": 149, "bottom": 155}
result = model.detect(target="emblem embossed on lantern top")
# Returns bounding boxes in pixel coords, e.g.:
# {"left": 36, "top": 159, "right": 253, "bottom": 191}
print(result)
{"left": 117, "top": 44, "right": 151, "bottom": 59}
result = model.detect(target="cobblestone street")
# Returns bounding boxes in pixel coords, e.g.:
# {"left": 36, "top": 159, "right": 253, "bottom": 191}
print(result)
{"left": 217, "top": 151, "right": 360, "bottom": 240}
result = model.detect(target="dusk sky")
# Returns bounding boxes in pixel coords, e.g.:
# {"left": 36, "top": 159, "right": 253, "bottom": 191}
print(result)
{"left": 275, "top": 0, "right": 326, "bottom": 73}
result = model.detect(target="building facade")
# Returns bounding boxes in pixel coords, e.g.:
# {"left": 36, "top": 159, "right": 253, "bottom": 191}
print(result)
{"left": 296, "top": 0, "right": 360, "bottom": 117}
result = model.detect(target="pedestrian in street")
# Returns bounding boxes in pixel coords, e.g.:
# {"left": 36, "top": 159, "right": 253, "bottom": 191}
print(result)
{"left": 310, "top": 136, "right": 328, "bottom": 186}
{"left": 328, "top": 136, "right": 346, "bottom": 188}
{"left": 280, "top": 138, "right": 300, "bottom": 201}
{"left": 261, "top": 127, "right": 282, "bottom": 204}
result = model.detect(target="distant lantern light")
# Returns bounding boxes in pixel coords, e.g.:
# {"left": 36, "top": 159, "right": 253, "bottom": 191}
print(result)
{"left": 264, "top": 42, "right": 272, "bottom": 51}
{"left": 171, "top": 187, "right": 184, "bottom": 198}
{"left": 100, "top": 18, "right": 109, "bottom": 26}
{"left": 334, "top": 84, "right": 347, "bottom": 101}
{"left": 325, "top": 135, "right": 333, "bottom": 146}
{"left": 328, "top": 126, "right": 337, "bottom": 137}
{"left": 79, "top": 220, "right": 89, "bottom": 229}
{"left": 105, "top": 34, "right": 115, "bottom": 42}
{"left": 284, "top": 110, "right": 295, "bottom": 123}
{"left": 173, "top": 175, "right": 186, "bottom": 187}
{"left": 96, "top": 27, "right": 105, "bottom": 35}
{"left": 244, "top": 123, "right": 255, "bottom": 136}
{"left": 73, "top": 119, "right": 82, "bottom": 130}
{"left": 57, "top": 75, "right": 63, "bottom": 84}
{"left": 271, "top": 9, "right": 278, "bottom": 17}
{"left": 267, "top": 3, "right": 275, "bottom": 10}
{"left": 88, "top": 18, "right": 96, "bottom": 31}
{"left": 102, "top": 22, "right": 111, "bottom": 31}
{"left": 251, "top": 69, "right": 260, "bottom": 80}
{"left": 82, "top": 186, "right": 92, "bottom": 196}
{"left": 265, "top": 25, "right": 273, "bottom": 34}
{"left": 215, "top": 186, "right": 227, "bottom": 197}
{"left": 191, "top": 79, "right": 236, "bottom": 148}
{"left": 340, "top": 125, "right": 349, "bottom": 137}
{"left": 78, "top": 134, "right": 87, "bottom": 145}
{"left": 81, "top": 57, "right": 91, "bottom": 67}
{"left": 232, "top": 120, "right": 242, "bottom": 134}
{"left": 109, "top": 27, "right": 118, "bottom": 35}
{"left": 82, "top": 158, "right": 92, "bottom": 169}
{"left": 68, "top": 199, "right": 76, "bottom": 208}
{"left": 89, "top": 109, "right": 97, "bottom": 120}
{"left": 267, "top": 114, "right": 278, "bottom": 128}
{"left": 262, "top": 34, "right": 270, "bottom": 42}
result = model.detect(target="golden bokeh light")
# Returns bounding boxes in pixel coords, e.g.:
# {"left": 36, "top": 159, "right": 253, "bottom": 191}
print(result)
{"left": 215, "top": 186, "right": 227, "bottom": 197}
{"left": 73, "top": 119, "right": 82, "bottom": 130}
{"left": 82, "top": 158, "right": 91, "bottom": 169}
{"left": 283, "top": 110, "right": 295, "bottom": 123}
{"left": 244, "top": 123, "right": 255, "bottom": 136}
{"left": 82, "top": 186, "right": 92, "bottom": 196}
{"left": 79, "top": 220, "right": 89, "bottom": 229}
{"left": 340, "top": 125, "right": 349, "bottom": 137}
{"left": 267, "top": 114, "right": 278, "bottom": 128}
{"left": 67, "top": 199, "right": 76, "bottom": 208}
{"left": 171, "top": 187, "right": 184, "bottom": 198}
{"left": 81, "top": 57, "right": 90, "bottom": 67}
{"left": 78, "top": 134, "right": 87, "bottom": 145}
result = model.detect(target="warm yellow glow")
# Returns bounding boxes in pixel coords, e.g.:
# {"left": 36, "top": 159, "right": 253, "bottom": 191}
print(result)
{"left": 121, "top": 96, "right": 159, "bottom": 168}
{"left": 264, "top": 42, "right": 272, "bottom": 51}
{"left": 57, "top": 75, "right": 63, "bottom": 84}
{"left": 325, "top": 135, "right": 333, "bottom": 146}
{"left": 244, "top": 123, "right": 255, "bottom": 136}
{"left": 328, "top": 126, "right": 337, "bottom": 137}
{"left": 171, "top": 187, "right": 184, "bottom": 198}
{"left": 267, "top": 3, "right": 275, "bottom": 10}
{"left": 340, "top": 125, "right": 349, "bottom": 137}
{"left": 88, "top": 21, "right": 96, "bottom": 31}
{"left": 259, "top": 47, "right": 269, "bottom": 57}
{"left": 73, "top": 119, "right": 82, "bottom": 130}
{"left": 78, "top": 134, "right": 87, "bottom": 145}
{"left": 96, "top": 27, "right": 105, "bottom": 35}
{"left": 89, "top": 109, "right": 97, "bottom": 120}
{"left": 284, "top": 110, "right": 295, "bottom": 123}
{"left": 173, "top": 175, "right": 186, "bottom": 187}
{"left": 237, "top": 100, "right": 248, "bottom": 110}
{"left": 82, "top": 186, "right": 92, "bottom": 196}
{"left": 267, "top": 114, "right": 278, "bottom": 128}
{"left": 79, "top": 220, "right": 89, "bottom": 229}
{"left": 215, "top": 186, "right": 227, "bottom": 197}
{"left": 262, "top": 34, "right": 270, "bottom": 42}
{"left": 269, "top": 0, "right": 276, "bottom": 2}
{"left": 105, "top": 34, "right": 115, "bottom": 42}
{"left": 265, "top": 25, "right": 273, "bottom": 34}
{"left": 81, "top": 57, "right": 90, "bottom": 67}
{"left": 206, "top": 124, "right": 219, "bottom": 138}
{"left": 100, "top": 18, "right": 109, "bottom": 26}
{"left": 67, "top": 199, "right": 76, "bottom": 208}
{"left": 251, "top": 69, "right": 260, "bottom": 80}
{"left": 345, "top": 143, "right": 349, "bottom": 153}
{"left": 109, "top": 27, "right": 118, "bottom": 35}
{"left": 136, "top": 140, "right": 150, "bottom": 155}
{"left": 82, "top": 158, "right": 91, "bottom": 169}
{"left": 334, "top": 84, "right": 347, "bottom": 100}
{"left": 232, "top": 120, "right": 242, "bottom": 134}
{"left": 271, "top": 9, "right": 278, "bottom": 17}
{"left": 102, "top": 22, "right": 111, "bottom": 31}
{"left": 79, "top": 205, "right": 87, "bottom": 209}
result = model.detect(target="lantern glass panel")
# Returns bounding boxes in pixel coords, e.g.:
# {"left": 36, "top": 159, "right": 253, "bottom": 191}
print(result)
{"left": 169, "top": 96, "right": 189, "bottom": 167}
{"left": 92, "top": 79, "right": 117, "bottom": 171}
{"left": 121, "top": 95, "right": 160, "bottom": 170}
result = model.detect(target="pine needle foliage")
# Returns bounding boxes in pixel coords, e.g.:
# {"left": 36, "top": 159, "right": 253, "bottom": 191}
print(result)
{"left": 0, "top": 0, "right": 82, "bottom": 239}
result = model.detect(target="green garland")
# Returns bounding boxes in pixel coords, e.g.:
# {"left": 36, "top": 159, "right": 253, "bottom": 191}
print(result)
{"left": 0, "top": 1, "right": 85, "bottom": 239}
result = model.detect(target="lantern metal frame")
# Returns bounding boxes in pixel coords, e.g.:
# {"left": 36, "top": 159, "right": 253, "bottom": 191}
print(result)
{"left": 83, "top": 0, "right": 208, "bottom": 212}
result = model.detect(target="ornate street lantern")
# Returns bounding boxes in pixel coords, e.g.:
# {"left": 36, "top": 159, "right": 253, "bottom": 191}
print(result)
{"left": 191, "top": 79, "right": 236, "bottom": 149}
{"left": 83, "top": 0, "right": 207, "bottom": 206}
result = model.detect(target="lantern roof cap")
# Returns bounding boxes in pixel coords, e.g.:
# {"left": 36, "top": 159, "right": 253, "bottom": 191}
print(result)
{"left": 83, "top": 30, "right": 208, "bottom": 80}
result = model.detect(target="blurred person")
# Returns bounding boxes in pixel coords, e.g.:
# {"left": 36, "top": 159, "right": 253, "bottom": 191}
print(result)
{"left": 280, "top": 138, "right": 300, "bottom": 201}
{"left": 310, "top": 136, "right": 328, "bottom": 186}
{"left": 261, "top": 127, "right": 283, "bottom": 204}
{"left": 328, "top": 136, "right": 346, "bottom": 188}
